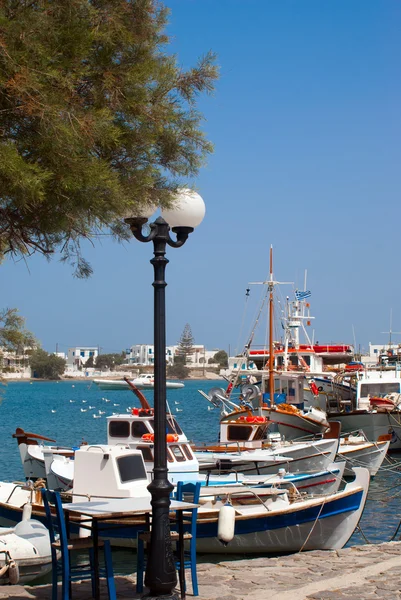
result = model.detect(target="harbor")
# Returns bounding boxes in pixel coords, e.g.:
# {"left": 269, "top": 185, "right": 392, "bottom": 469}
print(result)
{"left": 1, "top": 379, "right": 401, "bottom": 596}
{"left": 0, "top": 1, "right": 400, "bottom": 596}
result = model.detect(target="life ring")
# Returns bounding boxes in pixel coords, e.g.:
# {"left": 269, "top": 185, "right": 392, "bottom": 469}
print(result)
{"left": 166, "top": 434, "right": 179, "bottom": 443}
{"left": 142, "top": 433, "right": 154, "bottom": 442}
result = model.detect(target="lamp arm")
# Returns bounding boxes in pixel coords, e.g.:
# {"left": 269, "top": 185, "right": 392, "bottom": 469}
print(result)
{"left": 167, "top": 226, "right": 194, "bottom": 249}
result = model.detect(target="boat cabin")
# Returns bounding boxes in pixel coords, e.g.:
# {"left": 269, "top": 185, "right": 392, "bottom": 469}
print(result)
{"left": 107, "top": 413, "right": 199, "bottom": 483}
{"left": 72, "top": 445, "right": 151, "bottom": 501}
{"left": 356, "top": 370, "right": 401, "bottom": 409}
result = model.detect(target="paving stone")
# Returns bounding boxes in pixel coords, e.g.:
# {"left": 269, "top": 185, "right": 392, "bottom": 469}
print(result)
{"left": 8, "top": 541, "right": 401, "bottom": 600}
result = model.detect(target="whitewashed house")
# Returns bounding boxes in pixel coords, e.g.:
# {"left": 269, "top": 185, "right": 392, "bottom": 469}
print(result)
{"left": 67, "top": 346, "right": 99, "bottom": 368}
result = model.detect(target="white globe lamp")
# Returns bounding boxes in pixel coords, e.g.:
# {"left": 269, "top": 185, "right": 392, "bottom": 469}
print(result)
{"left": 161, "top": 189, "right": 205, "bottom": 229}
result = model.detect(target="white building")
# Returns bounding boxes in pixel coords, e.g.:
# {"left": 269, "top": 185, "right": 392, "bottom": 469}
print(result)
{"left": 126, "top": 345, "right": 175, "bottom": 366}
{"left": 0, "top": 346, "right": 32, "bottom": 379}
{"left": 126, "top": 344, "right": 223, "bottom": 368}
{"left": 67, "top": 346, "right": 99, "bottom": 368}
{"left": 361, "top": 343, "right": 401, "bottom": 367}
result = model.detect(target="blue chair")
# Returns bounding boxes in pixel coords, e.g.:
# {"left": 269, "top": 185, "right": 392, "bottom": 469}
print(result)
{"left": 41, "top": 489, "right": 116, "bottom": 600}
{"left": 136, "top": 481, "right": 201, "bottom": 597}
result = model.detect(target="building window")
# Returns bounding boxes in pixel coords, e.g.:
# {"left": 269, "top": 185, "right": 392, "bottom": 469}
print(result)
{"left": 80, "top": 351, "right": 85, "bottom": 357}
{"left": 72, "top": 352, "right": 75, "bottom": 356}
{"left": 89, "top": 351, "right": 94, "bottom": 357}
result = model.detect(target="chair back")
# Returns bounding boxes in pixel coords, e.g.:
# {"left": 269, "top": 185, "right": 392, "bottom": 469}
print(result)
{"left": 41, "top": 488, "right": 69, "bottom": 554}
{"left": 175, "top": 481, "right": 201, "bottom": 537}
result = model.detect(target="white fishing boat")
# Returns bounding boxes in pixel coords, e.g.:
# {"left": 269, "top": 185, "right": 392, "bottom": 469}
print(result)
{"left": 328, "top": 368, "right": 401, "bottom": 450}
{"left": 0, "top": 447, "right": 369, "bottom": 555}
{"left": 195, "top": 467, "right": 369, "bottom": 553}
{"left": 0, "top": 510, "right": 52, "bottom": 585}
{"left": 93, "top": 374, "right": 184, "bottom": 391}
{"left": 336, "top": 433, "right": 391, "bottom": 477}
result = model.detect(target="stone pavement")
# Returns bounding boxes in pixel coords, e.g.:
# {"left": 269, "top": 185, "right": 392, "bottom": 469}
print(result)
{"left": 2, "top": 542, "right": 401, "bottom": 599}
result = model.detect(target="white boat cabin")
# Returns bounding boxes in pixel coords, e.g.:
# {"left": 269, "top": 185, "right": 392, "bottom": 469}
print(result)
{"left": 106, "top": 412, "right": 199, "bottom": 483}
{"left": 356, "top": 370, "right": 401, "bottom": 409}
{"left": 73, "top": 445, "right": 150, "bottom": 502}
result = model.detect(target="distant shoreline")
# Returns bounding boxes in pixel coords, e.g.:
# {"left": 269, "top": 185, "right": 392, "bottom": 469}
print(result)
{"left": 4, "top": 376, "right": 225, "bottom": 383}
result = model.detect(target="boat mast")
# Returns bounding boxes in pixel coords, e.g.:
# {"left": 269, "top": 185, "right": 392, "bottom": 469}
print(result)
{"left": 268, "top": 246, "right": 275, "bottom": 403}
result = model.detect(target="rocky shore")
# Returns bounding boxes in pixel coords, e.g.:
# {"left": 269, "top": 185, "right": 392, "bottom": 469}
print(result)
{"left": 4, "top": 541, "right": 401, "bottom": 599}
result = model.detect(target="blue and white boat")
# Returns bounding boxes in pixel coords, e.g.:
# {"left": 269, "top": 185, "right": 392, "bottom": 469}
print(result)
{"left": 194, "top": 467, "right": 369, "bottom": 553}
{"left": 0, "top": 446, "right": 369, "bottom": 554}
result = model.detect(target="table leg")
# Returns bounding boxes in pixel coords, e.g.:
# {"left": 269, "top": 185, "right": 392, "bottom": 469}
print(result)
{"left": 92, "top": 519, "right": 100, "bottom": 600}
{"left": 178, "top": 511, "right": 185, "bottom": 600}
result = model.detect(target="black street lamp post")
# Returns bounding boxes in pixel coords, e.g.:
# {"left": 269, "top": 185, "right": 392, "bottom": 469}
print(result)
{"left": 125, "top": 190, "right": 205, "bottom": 599}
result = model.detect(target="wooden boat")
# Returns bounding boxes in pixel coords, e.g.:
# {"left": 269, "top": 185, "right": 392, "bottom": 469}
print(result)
{"left": 194, "top": 467, "right": 369, "bottom": 553}
{"left": 0, "top": 448, "right": 370, "bottom": 555}
{"left": 336, "top": 433, "right": 391, "bottom": 477}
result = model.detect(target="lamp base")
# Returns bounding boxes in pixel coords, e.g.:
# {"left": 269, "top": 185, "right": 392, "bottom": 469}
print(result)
{"left": 142, "top": 593, "right": 180, "bottom": 600}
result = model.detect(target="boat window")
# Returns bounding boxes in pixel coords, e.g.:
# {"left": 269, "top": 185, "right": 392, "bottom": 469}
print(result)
{"left": 167, "top": 448, "right": 174, "bottom": 463}
{"left": 182, "top": 445, "right": 193, "bottom": 460}
{"left": 132, "top": 421, "right": 150, "bottom": 438}
{"left": 138, "top": 445, "right": 153, "bottom": 462}
{"left": 170, "top": 445, "right": 186, "bottom": 462}
{"left": 117, "top": 455, "right": 147, "bottom": 483}
{"left": 227, "top": 425, "right": 253, "bottom": 441}
{"left": 166, "top": 418, "right": 183, "bottom": 435}
{"left": 360, "top": 383, "right": 400, "bottom": 397}
{"left": 303, "top": 355, "right": 311, "bottom": 366}
{"left": 109, "top": 421, "right": 130, "bottom": 438}
{"left": 253, "top": 425, "right": 269, "bottom": 440}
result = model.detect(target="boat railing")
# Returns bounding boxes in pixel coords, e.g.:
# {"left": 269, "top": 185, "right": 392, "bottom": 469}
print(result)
{"left": 5, "top": 482, "right": 34, "bottom": 504}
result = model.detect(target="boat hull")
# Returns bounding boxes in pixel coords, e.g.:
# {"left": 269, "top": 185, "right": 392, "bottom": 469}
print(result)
{"left": 336, "top": 439, "right": 390, "bottom": 476}
{"left": 0, "top": 469, "right": 369, "bottom": 555}
{"left": 328, "top": 411, "right": 401, "bottom": 451}
{"left": 197, "top": 439, "right": 338, "bottom": 476}
{"left": 266, "top": 408, "right": 328, "bottom": 440}
{"left": 195, "top": 469, "right": 369, "bottom": 553}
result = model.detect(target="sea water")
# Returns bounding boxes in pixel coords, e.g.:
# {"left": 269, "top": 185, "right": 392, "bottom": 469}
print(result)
{"left": 1, "top": 379, "right": 400, "bottom": 575}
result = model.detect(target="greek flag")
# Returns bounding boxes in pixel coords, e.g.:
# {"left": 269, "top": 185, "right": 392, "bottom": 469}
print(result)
{"left": 295, "top": 289, "right": 311, "bottom": 301}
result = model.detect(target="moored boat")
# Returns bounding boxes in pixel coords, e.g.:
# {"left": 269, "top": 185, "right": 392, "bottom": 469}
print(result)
{"left": 94, "top": 374, "right": 184, "bottom": 391}
{"left": 0, "top": 448, "right": 370, "bottom": 555}
{"left": 336, "top": 433, "right": 391, "bottom": 477}
{"left": 0, "top": 515, "right": 52, "bottom": 585}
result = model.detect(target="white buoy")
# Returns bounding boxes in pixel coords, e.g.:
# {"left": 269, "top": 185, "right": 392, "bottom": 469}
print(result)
{"left": 217, "top": 501, "right": 235, "bottom": 546}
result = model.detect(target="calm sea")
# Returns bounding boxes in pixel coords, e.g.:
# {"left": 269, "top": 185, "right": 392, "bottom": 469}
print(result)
{"left": 1, "top": 379, "right": 401, "bottom": 575}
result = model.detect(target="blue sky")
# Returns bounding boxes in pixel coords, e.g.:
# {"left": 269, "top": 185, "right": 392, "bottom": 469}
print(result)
{"left": 1, "top": 0, "right": 400, "bottom": 356}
